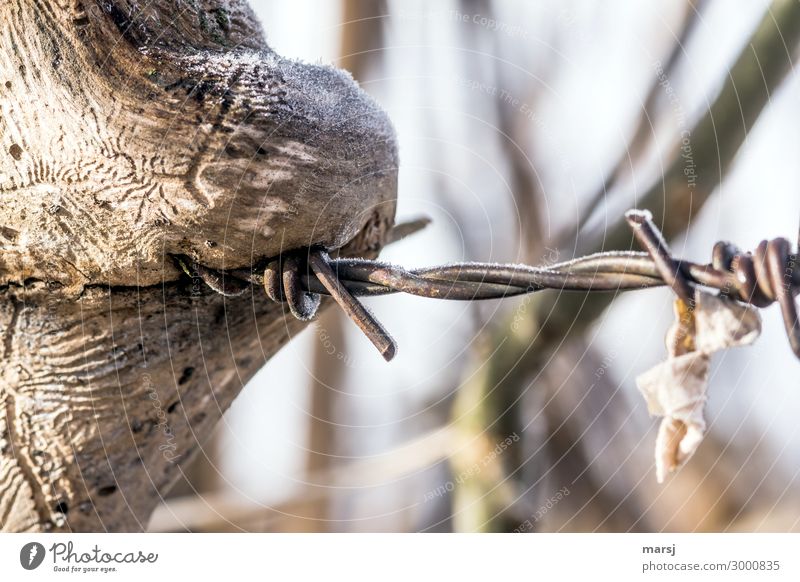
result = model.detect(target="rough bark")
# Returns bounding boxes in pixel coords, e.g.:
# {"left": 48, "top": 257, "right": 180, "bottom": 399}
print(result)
{"left": 0, "top": 1, "right": 398, "bottom": 531}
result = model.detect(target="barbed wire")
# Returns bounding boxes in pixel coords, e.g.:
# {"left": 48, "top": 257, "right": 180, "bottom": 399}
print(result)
{"left": 175, "top": 209, "right": 800, "bottom": 362}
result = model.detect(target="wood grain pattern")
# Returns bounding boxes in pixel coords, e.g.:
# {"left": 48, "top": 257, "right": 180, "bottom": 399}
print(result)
{"left": 0, "top": 0, "right": 398, "bottom": 531}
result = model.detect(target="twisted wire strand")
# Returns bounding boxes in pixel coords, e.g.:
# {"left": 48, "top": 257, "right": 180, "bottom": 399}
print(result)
{"left": 177, "top": 210, "right": 800, "bottom": 362}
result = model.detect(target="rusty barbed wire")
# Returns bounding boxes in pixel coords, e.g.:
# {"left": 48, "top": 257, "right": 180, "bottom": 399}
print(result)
{"left": 175, "top": 209, "right": 800, "bottom": 362}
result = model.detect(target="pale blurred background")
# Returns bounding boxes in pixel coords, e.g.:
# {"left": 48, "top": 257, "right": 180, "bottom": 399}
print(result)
{"left": 149, "top": 0, "right": 800, "bottom": 532}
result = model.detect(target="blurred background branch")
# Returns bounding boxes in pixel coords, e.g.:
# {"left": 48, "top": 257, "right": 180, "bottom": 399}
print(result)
{"left": 449, "top": 0, "right": 800, "bottom": 532}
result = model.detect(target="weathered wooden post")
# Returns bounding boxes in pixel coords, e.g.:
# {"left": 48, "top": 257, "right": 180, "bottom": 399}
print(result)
{"left": 0, "top": 0, "right": 397, "bottom": 531}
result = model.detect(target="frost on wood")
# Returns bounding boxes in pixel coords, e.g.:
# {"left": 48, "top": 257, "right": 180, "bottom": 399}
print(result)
{"left": 0, "top": 1, "right": 397, "bottom": 531}
{"left": 0, "top": 0, "right": 397, "bottom": 291}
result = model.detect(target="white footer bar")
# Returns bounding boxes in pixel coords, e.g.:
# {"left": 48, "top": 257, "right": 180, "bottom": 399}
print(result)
{"left": 2, "top": 533, "right": 797, "bottom": 580}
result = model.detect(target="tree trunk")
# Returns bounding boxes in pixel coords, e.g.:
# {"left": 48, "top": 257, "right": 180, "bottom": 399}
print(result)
{"left": 0, "top": 0, "right": 398, "bottom": 532}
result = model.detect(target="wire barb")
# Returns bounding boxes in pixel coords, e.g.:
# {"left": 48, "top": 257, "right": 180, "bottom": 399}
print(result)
{"left": 625, "top": 209, "right": 694, "bottom": 303}
{"left": 308, "top": 248, "right": 397, "bottom": 361}
{"left": 178, "top": 210, "right": 800, "bottom": 362}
